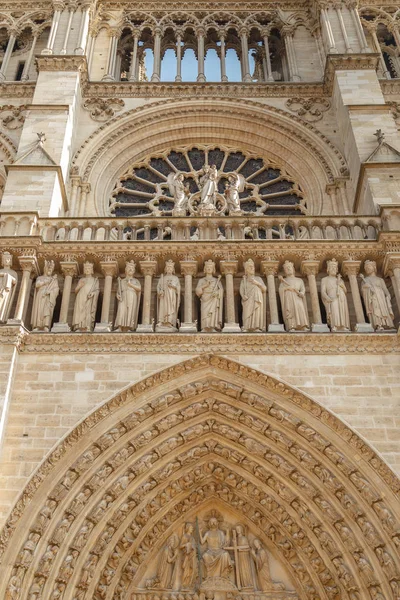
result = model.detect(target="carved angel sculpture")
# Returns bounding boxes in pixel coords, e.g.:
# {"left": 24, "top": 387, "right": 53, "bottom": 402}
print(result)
{"left": 168, "top": 172, "right": 190, "bottom": 214}
{"left": 224, "top": 172, "right": 244, "bottom": 213}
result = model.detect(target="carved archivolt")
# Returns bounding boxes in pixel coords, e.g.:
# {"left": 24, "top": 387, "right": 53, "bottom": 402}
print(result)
{"left": 1, "top": 355, "right": 399, "bottom": 600}
{"left": 71, "top": 98, "right": 348, "bottom": 217}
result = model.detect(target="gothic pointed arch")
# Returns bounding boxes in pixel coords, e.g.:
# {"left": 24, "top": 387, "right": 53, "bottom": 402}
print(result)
{"left": 1, "top": 356, "right": 399, "bottom": 600}
{"left": 71, "top": 98, "right": 348, "bottom": 217}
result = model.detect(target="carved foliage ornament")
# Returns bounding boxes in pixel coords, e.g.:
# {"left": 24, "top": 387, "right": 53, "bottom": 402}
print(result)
{"left": 285, "top": 98, "right": 331, "bottom": 122}
{"left": 0, "top": 104, "right": 27, "bottom": 130}
{"left": 83, "top": 97, "right": 125, "bottom": 121}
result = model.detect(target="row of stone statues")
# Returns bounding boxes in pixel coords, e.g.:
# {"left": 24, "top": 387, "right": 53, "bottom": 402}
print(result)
{"left": 0, "top": 252, "right": 395, "bottom": 333}
{"left": 146, "top": 518, "right": 284, "bottom": 593}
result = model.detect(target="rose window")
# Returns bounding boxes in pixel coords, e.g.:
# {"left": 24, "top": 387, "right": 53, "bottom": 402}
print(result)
{"left": 110, "top": 146, "right": 306, "bottom": 217}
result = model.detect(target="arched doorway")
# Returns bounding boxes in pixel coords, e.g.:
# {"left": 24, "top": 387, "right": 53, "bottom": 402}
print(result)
{"left": 2, "top": 355, "right": 399, "bottom": 599}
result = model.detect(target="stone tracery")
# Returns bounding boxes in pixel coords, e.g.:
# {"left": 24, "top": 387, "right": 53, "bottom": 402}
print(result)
{"left": 1, "top": 356, "right": 399, "bottom": 600}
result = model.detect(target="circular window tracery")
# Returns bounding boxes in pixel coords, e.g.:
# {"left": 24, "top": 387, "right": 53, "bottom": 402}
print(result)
{"left": 110, "top": 146, "right": 307, "bottom": 217}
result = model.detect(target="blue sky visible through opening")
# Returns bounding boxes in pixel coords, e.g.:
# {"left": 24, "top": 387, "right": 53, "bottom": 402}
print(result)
{"left": 144, "top": 48, "right": 256, "bottom": 81}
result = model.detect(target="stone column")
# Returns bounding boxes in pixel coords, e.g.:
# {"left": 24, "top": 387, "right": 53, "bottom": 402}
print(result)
{"left": 336, "top": 7, "right": 352, "bottom": 52}
{"left": 261, "top": 260, "right": 284, "bottom": 332}
{"left": 320, "top": 8, "right": 337, "bottom": 53}
{"left": 301, "top": 260, "right": 329, "bottom": 332}
{"left": 219, "top": 32, "right": 228, "bottom": 82}
{"left": 175, "top": 30, "right": 183, "bottom": 82}
{"left": 342, "top": 260, "right": 373, "bottom": 332}
{"left": 60, "top": 9, "right": 73, "bottom": 54}
{"left": 129, "top": 30, "right": 140, "bottom": 81}
{"left": 75, "top": 1, "right": 91, "bottom": 55}
{"left": 68, "top": 174, "right": 81, "bottom": 216}
{"left": 349, "top": 4, "right": 369, "bottom": 52}
{"left": 283, "top": 28, "right": 300, "bottom": 82}
{"left": 179, "top": 260, "right": 197, "bottom": 332}
{"left": 102, "top": 32, "right": 118, "bottom": 81}
{"left": 95, "top": 260, "right": 119, "bottom": 332}
{"left": 240, "top": 28, "right": 252, "bottom": 82}
{"left": 9, "top": 256, "right": 38, "bottom": 325}
{"left": 78, "top": 181, "right": 91, "bottom": 217}
{"left": 42, "top": 3, "right": 63, "bottom": 55}
{"left": 52, "top": 261, "right": 78, "bottom": 332}
{"left": 197, "top": 28, "right": 206, "bottom": 82}
{"left": 221, "top": 260, "right": 241, "bottom": 332}
{"left": 21, "top": 33, "right": 38, "bottom": 80}
{"left": 0, "top": 32, "right": 16, "bottom": 81}
{"left": 262, "top": 30, "right": 275, "bottom": 82}
{"left": 137, "top": 260, "right": 157, "bottom": 332}
{"left": 369, "top": 24, "right": 391, "bottom": 79}
{"left": 151, "top": 28, "right": 162, "bottom": 82}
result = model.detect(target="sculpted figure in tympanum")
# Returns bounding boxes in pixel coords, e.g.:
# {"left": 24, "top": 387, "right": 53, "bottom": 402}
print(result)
{"left": 240, "top": 258, "right": 266, "bottom": 332}
{"left": 0, "top": 251, "right": 17, "bottom": 322}
{"left": 31, "top": 260, "right": 59, "bottom": 332}
{"left": 156, "top": 260, "right": 181, "bottom": 332}
{"left": 196, "top": 260, "right": 223, "bottom": 332}
{"left": 278, "top": 261, "right": 309, "bottom": 332}
{"left": 321, "top": 258, "right": 350, "bottom": 332}
{"left": 115, "top": 261, "right": 141, "bottom": 331}
{"left": 360, "top": 260, "right": 394, "bottom": 330}
{"left": 72, "top": 261, "right": 99, "bottom": 332}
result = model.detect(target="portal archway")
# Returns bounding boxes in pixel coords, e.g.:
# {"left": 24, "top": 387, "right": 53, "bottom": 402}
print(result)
{"left": 1, "top": 355, "right": 399, "bottom": 600}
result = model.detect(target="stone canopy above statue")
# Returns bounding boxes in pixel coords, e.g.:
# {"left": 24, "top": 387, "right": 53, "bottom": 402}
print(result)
{"left": 110, "top": 146, "right": 306, "bottom": 218}
{"left": 132, "top": 509, "right": 297, "bottom": 600}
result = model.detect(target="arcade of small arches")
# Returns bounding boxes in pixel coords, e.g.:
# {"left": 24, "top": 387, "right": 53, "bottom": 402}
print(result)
{"left": 1, "top": 356, "right": 400, "bottom": 600}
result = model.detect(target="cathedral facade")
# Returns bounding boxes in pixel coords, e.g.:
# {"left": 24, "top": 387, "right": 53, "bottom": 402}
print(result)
{"left": 0, "top": 0, "right": 400, "bottom": 599}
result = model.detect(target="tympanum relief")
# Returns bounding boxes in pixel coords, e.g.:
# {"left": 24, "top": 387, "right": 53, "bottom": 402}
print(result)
{"left": 139, "top": 511, "right": 294, "bottom": 600}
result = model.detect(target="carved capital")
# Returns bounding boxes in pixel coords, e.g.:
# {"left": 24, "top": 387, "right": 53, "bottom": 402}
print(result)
{"left": 100, "top": 260, "right": 119, "bottom": 278}
{"left": 261, "top": 260, "right": 280, "bottom": 277}
{"left": 383, "top": 253, "right": 400, "bottom": 276}
{"left": 220, "top": 260, "right": 238, "bottom": 276}
{"left": 341, "top": 260, "right": 361, "bottom": 278}
{"left": 80, "top": 181, "right": 91, "bottom": 194}
{"left": 60, "top": 261, "right": 78, "bottom": 278}
{"left": 301, "top": 260, "right": 320, "bottom": 277}
{"left": 180, "top": 260, "right": 197, "bottom": 277}
{"left": 140, "top": 260, "right": 157, "bottom": 277}
{"left": 18, "top": 255, "right": 38, "bottom": 275}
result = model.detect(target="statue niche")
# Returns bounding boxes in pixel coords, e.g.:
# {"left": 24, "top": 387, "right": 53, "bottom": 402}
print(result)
{"left": 139, "top": 511, "right": 292, "bottom": 600}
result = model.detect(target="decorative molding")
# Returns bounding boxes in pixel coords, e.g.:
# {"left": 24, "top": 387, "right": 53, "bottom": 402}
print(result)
{"left": 83, "top": 97, "right": 125, "bottom": 121}
{"left": 0, "top": 104, "right": 27, "bottom": 130}
{"left": 0, "top": 82, "right": 35, "bottom": 100}
{"left": 324, "top": 53, "right": 381, "bottom": 93}
{"left": 285, "top": 97, "right": 331, "bottom": 122}
{"left": 18, "top": 331, "right": 400, "bottom": 354}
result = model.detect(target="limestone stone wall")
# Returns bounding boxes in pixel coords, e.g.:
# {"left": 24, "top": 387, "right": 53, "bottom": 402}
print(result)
{"left": 0, "top": 350, "right": 399, "bottom": 527}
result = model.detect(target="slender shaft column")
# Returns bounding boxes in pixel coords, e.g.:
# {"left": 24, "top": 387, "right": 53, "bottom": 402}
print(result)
{"left": 392, "top": 26, "right": 400, "bottom": 49}
{"left": 301, "top": 260, "right": 329, "bottom": 332}
{"left": 78, "top": 182, "right": 91, "bottom": 216}
{"left": 283, "top": 29, "right": 300, "bottom": 81}
{"left": 60, "top": 9, "right": 73, "bottom": 54}
{"left": 261, "top": 260, "right": 284, "bottom": 332}
{"left": 262, "top": 33, "right": 274, "bottom": 82}
{"left": 69, "top": 175, "right": 81, "bottom": 216}
{"left": 221, "top": 260, "right": 241, "bottom": 332}
{"left": 21, "top": 34, "right": 38, "bottom": 81}
{"left": 219, "top": 33, "right": 228, "bottom": 82}
{"left": 151, "top": 28, "right": 162, "bottom": 82}
{"left": 75, "top": 2, "right": 91, "bottom": 55}
{"left": 9, "top": 256, "right": 38, "bottom": 324}
{"left": 342, "top": 260, "right": 373, "bottom": 332}
{"left": 52, "top": 262, "right": 78, "bottom": 332}
{"left": 321, "top": 8, "right": 337, "bottom": 53}
{"left": 336, "top": 7, "right": 352, "bottom": 52}
{"left": 128, "top": 31, "right": 140, "bottom": 81}
{"left": 197, "top": 28, "right": 206, "bottom": 82}
{"left": 137, "top": 260, "right": 157, "bottom": 332}
{"left": 95, "top": 260, "right": 118, "bottom": 332}
{"left": 370, "top": 27, "right": 391, "bottom": 79}
{"left": 350, "top": 5, "right": 369, "bottom": 52}
{"left": 87, "top": 31, "right": 96, "bottom": 74}
{"left": 175, "top": 31, "right": 182, "bottom": 82}
{"left": 179, "top": 260, "right": 198, "bottom": 332}
{"left": 0, "top": 33, "right": 16, "bottom": 82}
{"left": 102, "top": 33, "right": 118, "bottom": 81}
{"left": 42, "top": 4, "right": 63, "bottom": 55}
{"left": 240, "top": 28, "right": 252, "bottom": 82}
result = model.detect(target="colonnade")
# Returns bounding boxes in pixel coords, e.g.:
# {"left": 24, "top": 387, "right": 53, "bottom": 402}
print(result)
{"left": 4, "top": 254, "right": 400, "bottom": 334}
